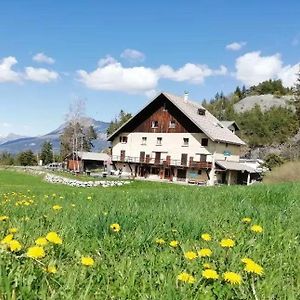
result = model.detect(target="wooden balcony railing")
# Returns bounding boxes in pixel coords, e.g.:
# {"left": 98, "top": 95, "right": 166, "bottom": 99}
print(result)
{"left": 112, "top": 155, "right": 212, "bottom": 169}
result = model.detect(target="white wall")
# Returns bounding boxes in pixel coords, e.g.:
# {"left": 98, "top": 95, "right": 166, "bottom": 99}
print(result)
{"left": 111, "top": 132, "right": 240, "bottom": 163}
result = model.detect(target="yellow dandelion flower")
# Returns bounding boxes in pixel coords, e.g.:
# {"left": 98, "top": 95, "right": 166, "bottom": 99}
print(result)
{"left": 203, "top": 263, "right": 212, "bottom": 269}
{"left": 198, "top": 248, "right": 212, "bottom": 257}
{"left": 201, "top": 233, "right": 212, "bottom": 241}
{"left": 9, "top": 228, "right": 18, "bottom": 233}
{"left": 110, "top": 223, "right": 121, "bottom": 232}
{"left": 220, "top": 238, "right": 235, "bottom": 248}
{"left": 46, "top": 232, "right": 63, "bottom": 245}
{"left": 242, "top": 217, "right": 252, "bottom": 223}
{"left": 87, "top": 196, "right": 92, "bottom": 200}
{"left": 223, "top": 272, "right": 242, "bottom": 285}
{"left": 52, "top": 205, "right": 62, "bottom": 211}
{"left": 71, "top": 204, "right": 76, "bottom": 207}
{"left": 46, "top": 265, "right": 57, "bottom": 274}
{"left": 177, "top": 272, "right": 196, "bottom": 284}
{"left": 169, "top": 240, "right": 179, "bottom": 248}
{"left": 251, "top": 225, "right": 263, "bottom": 233}
{"left": 155, "top": 238, "right": 165, "bottom": 245}
{"left": 35, "top": 237, "right": 48, "bottom": 246}
{"left": 244, "top": 261, "right": 264, "bottom": 276}
{"left": 241, "top": 257, "right": 255, "bottom": 265}
{"left": 184, "top": 251, "right": 198, "bottom": 260}
{"left": 8, "top": 240, "right": 22, "bottom": 252}
{"left": 0, "top": 216, "right": 9, "bottom": 221}
{"left": 27, "top": 246, "right": 46, "bottom": 259}
{"left": 1, "top": 234, "right": 14, "bottom": 244}
{"left": 202, "top": 269, "right": 219, "bottom": 280}
{"left": 81, "top": 256, "right": 94, "bottom": 266}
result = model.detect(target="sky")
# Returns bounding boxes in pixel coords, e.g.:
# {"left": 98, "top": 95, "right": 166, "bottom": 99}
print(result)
{"left": 0, "top": 0, "right": 300, "bottom": 137}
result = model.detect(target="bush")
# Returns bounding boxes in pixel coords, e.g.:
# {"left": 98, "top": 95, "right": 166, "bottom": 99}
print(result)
{"left": 263, "top": 161, "right": 300, "bottom": 183}
{"left": 263, "top": 153, "right": 284, "bottom": 170}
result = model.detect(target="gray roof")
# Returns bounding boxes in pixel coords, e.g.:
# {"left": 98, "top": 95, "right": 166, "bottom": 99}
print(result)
{"left": 108, "top": 92, "right": 246, "bottom": 146}
{"left": 216, "top": 160, "right": 257, "bottom": 173}
{"left": 220, "top": 121, "right": 240, "bottom": 131}
{"left": 163, "top": 92, "right": 245, "bottom": 145}
{"left": 77, "top": 151, "right": 109, "bottom": 161}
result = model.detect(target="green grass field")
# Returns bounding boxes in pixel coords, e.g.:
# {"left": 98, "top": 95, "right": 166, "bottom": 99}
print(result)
{"left": 0, "top": 170, "right": 299, "bottom": 299}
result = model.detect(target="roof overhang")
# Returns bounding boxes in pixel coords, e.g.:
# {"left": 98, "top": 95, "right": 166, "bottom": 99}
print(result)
{"left": 216, "top": 160, "right": 257, "bottom": 173}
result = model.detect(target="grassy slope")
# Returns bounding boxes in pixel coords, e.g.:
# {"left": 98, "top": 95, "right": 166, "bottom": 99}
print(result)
{"left": 0, "top": 170, "right": 299, "bottom": 299}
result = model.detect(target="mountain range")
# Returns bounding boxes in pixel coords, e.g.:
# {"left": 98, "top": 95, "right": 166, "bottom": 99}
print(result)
{"left": 0, "top": 118, "right": 110, "bottom": 154}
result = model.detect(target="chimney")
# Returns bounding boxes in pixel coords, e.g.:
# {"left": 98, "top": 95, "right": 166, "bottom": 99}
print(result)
{"left": 184, "top": 91, "right": 189, "bottom": 103}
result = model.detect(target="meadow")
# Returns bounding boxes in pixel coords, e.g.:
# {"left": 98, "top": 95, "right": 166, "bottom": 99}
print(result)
{"left": 0, "top": 169, "right": 299, "bottom": 299}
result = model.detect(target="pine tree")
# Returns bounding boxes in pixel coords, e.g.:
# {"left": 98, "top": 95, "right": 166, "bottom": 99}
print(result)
{"left": 293, "top": 65, "right": 300, "bottom": 123}
{"left": 40, "top": 141, "right": 53, "bottom": 165}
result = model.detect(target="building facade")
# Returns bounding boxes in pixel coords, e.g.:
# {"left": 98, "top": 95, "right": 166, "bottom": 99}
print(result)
{"left": 108, "top": 92, "right": 248, "bottom": 185}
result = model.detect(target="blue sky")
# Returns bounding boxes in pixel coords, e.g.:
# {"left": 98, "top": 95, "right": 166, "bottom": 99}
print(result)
{"left": 1, "top": 0, "right": 300, "bottom": 137}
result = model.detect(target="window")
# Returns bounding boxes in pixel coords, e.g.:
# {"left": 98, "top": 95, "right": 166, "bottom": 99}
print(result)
{"left": 142, "top": 137, "right": 147, "bottom": 145}
{"left": 119, "top": 136, "right": 128, "bottom": 143}
{"left": 156, "top": 137, "right": 162, "bottom": 145}
{"left": 151, "top": 120, "right": 159, "bottom": 128}
{"left": 201, "top": 138, "right": 208, "bottom": 146}
{"left": 200, "top": 154, "right": 207, "bottom": 162}
{"left": 169, "top": 120, "right": 176, "bottom": 128}
{"left": 183, "top": 138, "right": 189, "bottom": 146}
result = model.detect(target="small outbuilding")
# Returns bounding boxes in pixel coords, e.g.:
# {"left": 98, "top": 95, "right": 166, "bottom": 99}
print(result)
{"left": 65, "top": 151, "right": 110, "bottom": 173}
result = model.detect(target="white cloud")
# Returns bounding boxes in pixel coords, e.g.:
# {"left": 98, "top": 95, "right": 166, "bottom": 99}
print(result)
{"left": 235, "top": 51, "right": 283, "bottom": 86}
{"left": 157, "top": 63, "right": 227, "bottom": 84}
{"left": 235, "top": 51, "right": 300, "bottom": 87}
{"left": 98, "top": 55, "right": 118, "bottom": 67}
{"left": 77, "top": 60, "right": 158, "bottom": 94}
{"left": 226, "top": 42, "right": 247, "bottom": 51}
{"left": 278, "top": 63, "right": 299, "bottom": 87}
{"left": 25, "top": 67, "right": 59, "bottom": 83}
{"left": 120, "top": 49, "right": 145, "bottom": 62}
{"left": 0, "top": 56, "right": 22, "bottom": 83}
{"left": 33, "top": 52, "right": 55, "bottom": 64}
{"left": 77, "top": 57, "right": 227, "bottom": 94}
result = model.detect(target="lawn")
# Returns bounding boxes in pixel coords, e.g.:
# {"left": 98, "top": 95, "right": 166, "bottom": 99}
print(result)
{"left": 0, "top": 169, "right": 299, "bottom": 299}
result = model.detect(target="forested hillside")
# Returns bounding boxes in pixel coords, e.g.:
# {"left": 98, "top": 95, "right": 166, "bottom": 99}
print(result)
{"left": 202, "top": 80, "right": 299, "bottom": 149}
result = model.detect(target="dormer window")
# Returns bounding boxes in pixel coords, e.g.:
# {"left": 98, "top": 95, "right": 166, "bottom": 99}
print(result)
{"left": 169, "top": 120, "right": 176, "bottom": 128}
{"left": 198, "top": 108, "right": 206, "bottom": 115}
{"left": 151, "top": 120, "right": 159, "bottom": 128}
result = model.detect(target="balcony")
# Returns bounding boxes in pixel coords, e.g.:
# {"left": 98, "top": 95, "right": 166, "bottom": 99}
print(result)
{"left": 112, "top": 155, "right": 212, "bottom": 169}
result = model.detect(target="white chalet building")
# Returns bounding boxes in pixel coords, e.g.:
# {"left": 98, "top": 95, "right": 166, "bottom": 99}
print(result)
{"left": 108, "top": 92, "right": 256, "bottom": 185}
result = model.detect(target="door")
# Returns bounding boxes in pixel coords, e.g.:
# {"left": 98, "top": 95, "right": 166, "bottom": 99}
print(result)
{"left": 181, "top": 153, "right": 188, "bottom": 166}
{"left": 155, "top": 152, "right": 161, "bottom": 164}
{"left": 139, "top": 151, "right": 145, "bottom": 163}
{"left": 120, "top": 150, "right": 125, "bottom": 161}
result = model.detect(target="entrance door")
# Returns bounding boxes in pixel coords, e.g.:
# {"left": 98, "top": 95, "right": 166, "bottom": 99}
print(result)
{"left": 181, "top": 153, "right": 188, "bottom": 166}
{"left": 164, "top": 168, "right": 171, "bottom": 179}
{"left": 139, "top": 151, "right": 145, "bottom": 163}
{"left": 155, "top": 152, "right": 161, "bottom": 164}
{"left": 120, "top": 150, "right": 125, "bottom": 161}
